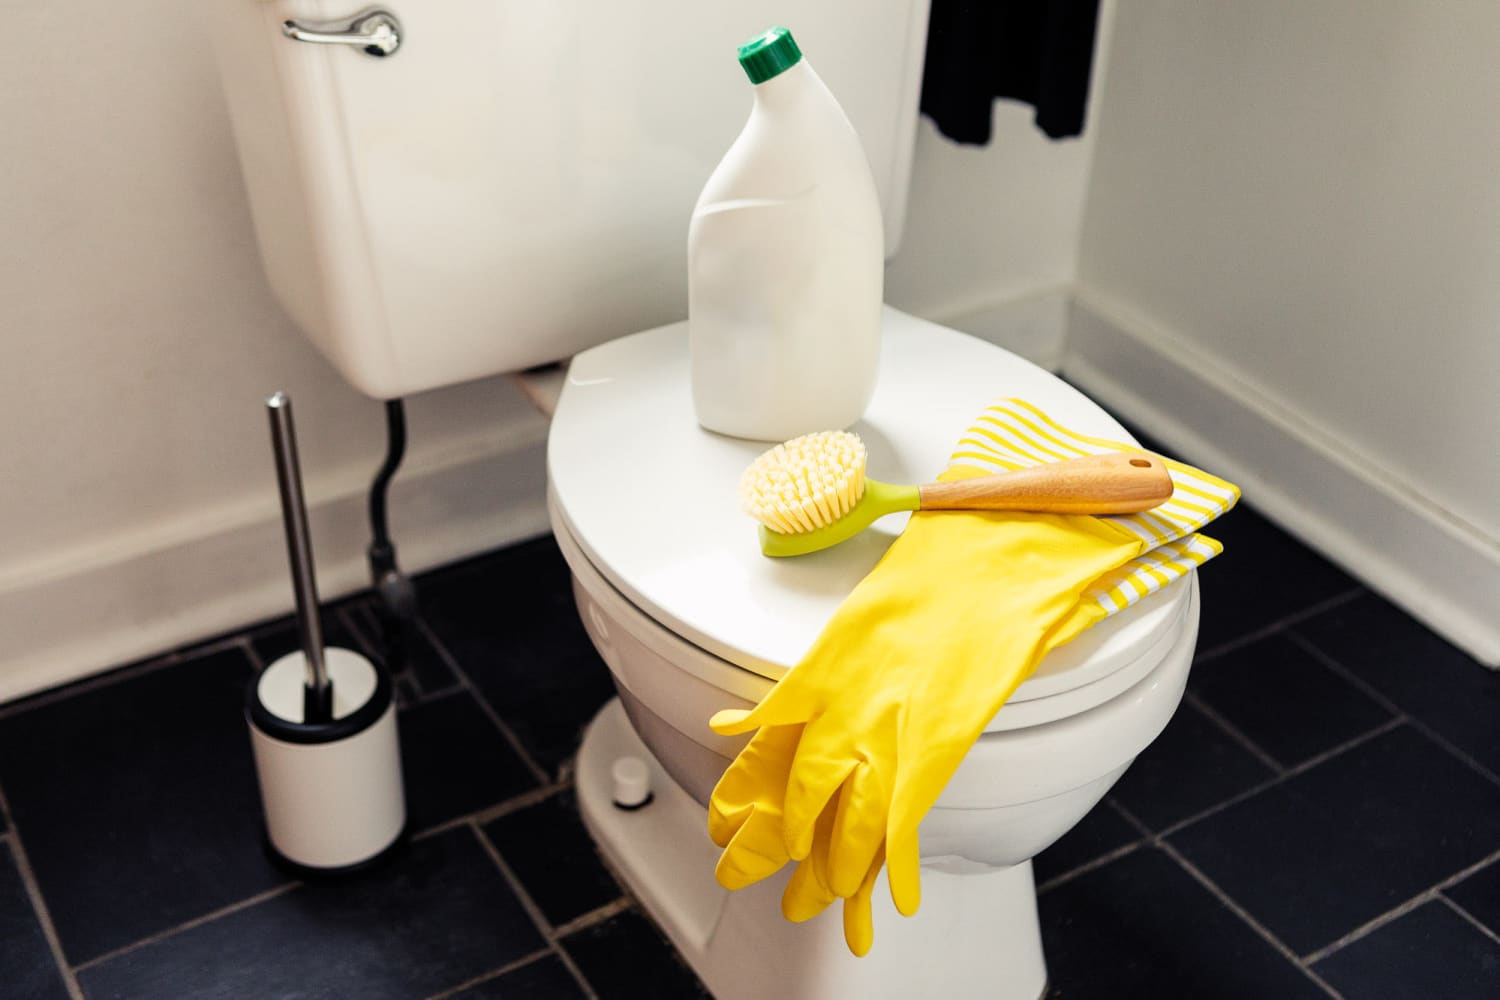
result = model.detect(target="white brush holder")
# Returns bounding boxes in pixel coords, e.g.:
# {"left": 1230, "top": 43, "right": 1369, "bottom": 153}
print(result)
{"left": 246, "top": 647, "right": 406, "bottom": 871}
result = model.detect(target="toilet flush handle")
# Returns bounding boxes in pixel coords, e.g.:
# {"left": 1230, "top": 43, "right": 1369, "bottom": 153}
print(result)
{"left": 282, "top": 8, "right": 402, "bottom": 58}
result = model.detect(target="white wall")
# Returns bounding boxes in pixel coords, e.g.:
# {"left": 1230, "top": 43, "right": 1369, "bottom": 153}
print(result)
{"left": 1069, "top": 0, "right": 1500, "bottom": 663}
{"left": 0, "top": 3, "right": 1101, "bottom": 699}
{"left": 888, "top": 110, "right": 1093, "bottom": 319}
{"left": 0, "top": 4, "right": 551, "bottom": 701}
{"left": 886, "top": 0, "right": 1115, "bottom": 367}
{"left": 885, "top": 110, "right": 1096, "bottom": 370}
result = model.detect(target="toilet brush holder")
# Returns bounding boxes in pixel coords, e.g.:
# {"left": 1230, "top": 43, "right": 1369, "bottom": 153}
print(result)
{"left": 247, "top": 647, "right": 405, "bottom": 871}
{"left": 246, "top": 391, "right": 406, "bottom": 872}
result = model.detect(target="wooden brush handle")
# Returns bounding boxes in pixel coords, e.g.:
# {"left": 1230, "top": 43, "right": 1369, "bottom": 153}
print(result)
{"left": 918, "top": 452, "right": 1173, "bottom": 515}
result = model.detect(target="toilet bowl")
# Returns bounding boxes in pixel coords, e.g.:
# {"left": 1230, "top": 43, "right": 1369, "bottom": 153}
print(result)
{"left": 548, "top": 307, "right": 1200, "bottom": 999}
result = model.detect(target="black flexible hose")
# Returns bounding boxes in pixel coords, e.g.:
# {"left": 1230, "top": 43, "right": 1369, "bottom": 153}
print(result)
{"left": 368, "top": 399, "right": 406, "bottom": 566}
{"left": 367, "top": 398, "right": 416, "bottom": 678}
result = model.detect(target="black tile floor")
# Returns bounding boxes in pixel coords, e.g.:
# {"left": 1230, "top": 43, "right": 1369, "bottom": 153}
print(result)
{"left": 1, "top": 513, "right": 1498, "bottom": 998}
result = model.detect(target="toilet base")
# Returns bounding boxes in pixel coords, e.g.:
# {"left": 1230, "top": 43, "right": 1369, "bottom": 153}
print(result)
{"left": 576, "top": 699, "right": 1048, "bottom": 1000}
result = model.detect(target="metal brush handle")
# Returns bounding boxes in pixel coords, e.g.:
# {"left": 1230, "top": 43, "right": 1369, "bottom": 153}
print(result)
{"left": 265, "top": 392, "right": 333, "bottom": 722}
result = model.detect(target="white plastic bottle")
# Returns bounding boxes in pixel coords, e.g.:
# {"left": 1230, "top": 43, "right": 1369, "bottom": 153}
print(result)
{"left": 689, "top": 26, "right": 884, "bottom": 442}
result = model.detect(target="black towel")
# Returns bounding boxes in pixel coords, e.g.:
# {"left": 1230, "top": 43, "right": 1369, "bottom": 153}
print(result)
{"left": 920, "top": 0, "right": 1102, "bottom": 145}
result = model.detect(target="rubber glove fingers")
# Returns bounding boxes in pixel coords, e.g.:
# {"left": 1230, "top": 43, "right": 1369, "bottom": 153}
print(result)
{"left": 781, "top": 791, "right": 840, "bottom": 922}
{"left": 709, "top": 688, "right": 817, "bottom": 735}
{"left": 781, "top": 700, "right": 900, "bottom": 864}
{"left": 707, "top": 706, "right": 755, "bottom": 734}
{"left": 781, "top": 796, "right": 885, "bottom": 959}
{"left": 714, "top": 807, "right": 791, "bottom": 890}
{"left": 781, "top": 741, "right": 859, "bottom": 861}
{"left": 708, "top": 724, "right": 804, "bottom": 889}
{"left": 885, "top": 793, "right": 926, "bottom": 916}
{"left": 842, "top": 843, "right": 886, "bottom": 958}
{"left": 783, "top": 858, "right": 883, "bottom": 960}
{"left": 781, "top": 859, "right": 837, "bottom": 922}
{"left": 708, "top": 723, "right": 802, "bottom": 841}
{"left": 827, "top": 760, "right": 895, "bottom": 899}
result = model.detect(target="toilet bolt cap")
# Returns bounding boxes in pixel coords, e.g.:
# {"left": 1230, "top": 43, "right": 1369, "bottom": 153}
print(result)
{"left": 611, "top": 756, "right": 652, "bottom": 809}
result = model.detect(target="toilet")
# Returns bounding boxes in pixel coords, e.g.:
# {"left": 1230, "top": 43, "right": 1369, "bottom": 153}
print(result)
{"left": 549, "top": 309, "right": 1197, "bottom": 999}
{"left": 210, "top": 3, "right": 1199, "bottom": 997}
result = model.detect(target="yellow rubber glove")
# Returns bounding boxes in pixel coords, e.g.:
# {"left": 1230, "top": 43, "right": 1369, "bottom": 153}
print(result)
{"left": 710, "top": 726, "right": 885, "bottom": 954}
{"left": 781, "top": 788, "right": 885, "bottom": 956}
{"left": 707, "top": 723, "right": 803, "bottom": 891}
{"left": 769, "top": 531, "right": 1227, "bottom": 952}
{"left": 710, "top": 508, "right": 1148, "bottom": 923}
{"left": 707, "top": 398, "right": 1239, "bottom": 955}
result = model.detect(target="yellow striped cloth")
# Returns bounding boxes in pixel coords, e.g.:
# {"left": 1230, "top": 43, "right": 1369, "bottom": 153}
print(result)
{"left": 942, "top": 398, "right": 1240, "bottom": 622}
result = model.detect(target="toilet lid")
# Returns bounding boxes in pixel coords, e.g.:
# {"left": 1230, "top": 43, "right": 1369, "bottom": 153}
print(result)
{"left": 548, "top": 307, "right": 1192, "bottom": 703}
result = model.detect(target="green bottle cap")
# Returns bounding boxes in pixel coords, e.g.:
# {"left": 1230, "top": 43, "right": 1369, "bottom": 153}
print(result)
{"left": 737, "top": 26, "right": 802, "bottom": 85}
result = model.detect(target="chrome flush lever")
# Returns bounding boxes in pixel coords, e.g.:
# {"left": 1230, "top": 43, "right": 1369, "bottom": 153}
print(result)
{"left": 282, "top": 8, "right": 402, "bottom": 57}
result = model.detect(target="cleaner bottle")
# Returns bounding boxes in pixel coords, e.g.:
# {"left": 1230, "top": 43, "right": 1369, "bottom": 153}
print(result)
{"left": 689, "top": 26, "right": 884, "bottom": 442}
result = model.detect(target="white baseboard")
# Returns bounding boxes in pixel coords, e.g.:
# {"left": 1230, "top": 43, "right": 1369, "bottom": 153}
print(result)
{"left": 0, "top": 423, "right": 552, "bottom": 703}
{"left": 1064, "top": 292, "right": 1500, "bottom": 668}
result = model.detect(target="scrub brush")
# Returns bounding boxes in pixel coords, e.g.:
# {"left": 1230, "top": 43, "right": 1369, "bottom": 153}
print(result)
{"left": 740, "top": 430, "right": 1173, "bottom": 557}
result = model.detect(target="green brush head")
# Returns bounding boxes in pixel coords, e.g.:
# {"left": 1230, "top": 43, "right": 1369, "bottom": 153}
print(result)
{"left": 758, "top": 480, "right": 921, "bottom": 557}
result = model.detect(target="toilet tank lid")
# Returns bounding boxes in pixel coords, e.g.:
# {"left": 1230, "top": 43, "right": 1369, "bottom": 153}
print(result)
{"left": 546, "top": 308, "right": 1192, "bottom": 695}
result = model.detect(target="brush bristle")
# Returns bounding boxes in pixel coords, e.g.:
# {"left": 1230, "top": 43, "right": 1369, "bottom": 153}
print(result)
{"left": 739, "top": 431, "right": 868, "bottom": 535}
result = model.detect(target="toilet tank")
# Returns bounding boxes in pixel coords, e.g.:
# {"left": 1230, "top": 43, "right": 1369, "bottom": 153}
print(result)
{"left": 210, "top": 1, "right": 931, "bottom": 399}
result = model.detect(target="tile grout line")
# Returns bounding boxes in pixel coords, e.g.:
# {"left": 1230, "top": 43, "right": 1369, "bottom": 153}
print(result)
{"left": 1191, "top": 586, "right": 1366, "bottom": 665}
{"left": 1156, "top": 839, "right": 1346, "bottom": 1000}
{"left": 1151, "top": 717, "right": 1405, "bottom": 841}
{"left": 411, "top": 782, "right": 571, "bottom": 843}
{"left": 0, "top": 651, "right": 184, "bottom": 722}
{"left": 333, "top": 604, "right": 385, "bottom": 666}
{"left": 466, "top": 782, "right": 570, "bottom": 826}
{"left": 418, "top": 946, "right": 556, "bottom": 1000}
{"left": 0, "top": 621, "right": 283, "bottom": 723}
{"left": 1275, "top": 716, "right": 1405, "bottom": 780}
{"left": 1370, "top": 704, "right": 1500, "bottom": 788}
{"left": 1298, "top": 891, "right": 1439, "bottom": 969}
{"left": 337, "top": 604, "right": 441, "bottom": 705}
{"left": 551, "top": 896, "right": 635, "bottom": 938}
{"left": 0, "top": 632, "right": 272, "bottom": 996}
{"left": 0, "top": 785, "right": 85, "bottom": 1000}
{"left": 1281, "top": 629, "right": 1415, "bottom": 725}
{"left": 409, "top": 683, "right": 467, "bottom": 705}
{"left": 1119, "top": 791, "right": 1341, "bottom": 993}
{"left": 70, "top": 881, "right": 302, "bottom": 973}
{"left": 1437, "top": 894, "right": 1500, "bottom": 949}
{"left": 1286, "top": 630, "right": 1500, "bottom": 789}
{"left": 1107, "top": 798, "right": 1155, "bottom": 840}
{"left": 415, "top": 618, "right": 553, "bottom": 786}
{"left": 1034, "top": 836, "right": 1149, "bottom": 895}
{"left": 1111, "top": 799, "right": 1343, "bottom": 994}
{"left": 1299, "top": 844, "right": 1500, "bottom": 966}
{"left": 53, "top": 778, "right": 591, "bottom": 986}
{"left": 467, "top": 820, "right": 600, "bottom": 1000}
{"left": 1183, "top": 691, "right": 1287, "bottom": 775}
{"left": 240, "top": 634, "right": 267, "bottom": 674}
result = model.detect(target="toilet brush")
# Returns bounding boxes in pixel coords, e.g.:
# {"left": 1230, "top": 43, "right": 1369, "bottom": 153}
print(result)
{"left": 245, "top": 392, "right": 406, "bottom": 872}
{"left": 267, "top": 392, "right": 334, "bottom": 724}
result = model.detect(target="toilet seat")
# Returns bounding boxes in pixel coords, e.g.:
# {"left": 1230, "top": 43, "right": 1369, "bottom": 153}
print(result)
{"left": 553, "top": 494, "right": 1189, "bottom": 735}
{"left": 548, "top": 308, "right": 1195, "bottom": 732}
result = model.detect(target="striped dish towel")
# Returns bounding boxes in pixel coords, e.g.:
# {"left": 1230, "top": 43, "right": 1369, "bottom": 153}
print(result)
{"left": 942, "top": 398, "right": 1240, "bottom": 621}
